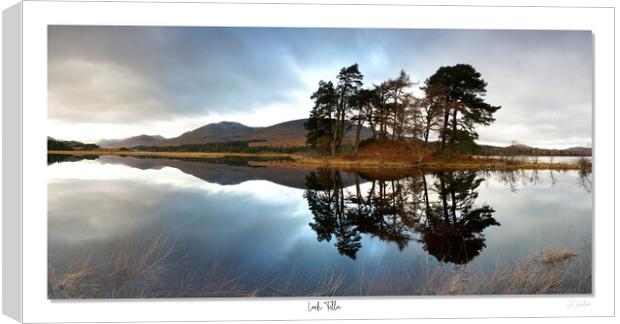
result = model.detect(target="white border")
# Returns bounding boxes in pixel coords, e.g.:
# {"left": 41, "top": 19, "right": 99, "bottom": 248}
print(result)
{"left": 18, "top": 1, "right": 614, "bottom": 322}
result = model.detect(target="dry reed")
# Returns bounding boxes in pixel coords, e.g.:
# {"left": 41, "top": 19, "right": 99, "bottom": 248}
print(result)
{"left": 49, "top": 237, "right": 590, "bottom": 298}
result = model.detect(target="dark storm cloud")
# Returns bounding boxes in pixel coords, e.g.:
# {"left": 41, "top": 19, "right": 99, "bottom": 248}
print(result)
{"left": 48, "top": 27, "right": 448, "bottom": 122}
{"left": 48, "top": 27, "right": 592, "bottom": 147}
{"left": 49, "top": 26, "right": 308, "bottom": 121}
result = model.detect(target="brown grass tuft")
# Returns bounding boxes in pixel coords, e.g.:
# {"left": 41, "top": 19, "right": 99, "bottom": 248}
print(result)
{"left": 541, "top": 249, "right": 578, "bottom": 265}
{"left": 49, "top": 239, "right": 589, "bottom": 298}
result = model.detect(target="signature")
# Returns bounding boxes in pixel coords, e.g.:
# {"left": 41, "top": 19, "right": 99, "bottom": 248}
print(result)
{"left": 567, "top": 300, "right": 591, "bottom": 309}
{"left": 307, "top": 300, "right": 342, "bottom": 312}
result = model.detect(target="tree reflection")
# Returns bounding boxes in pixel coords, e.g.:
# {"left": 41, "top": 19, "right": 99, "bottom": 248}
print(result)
{"left": 304, "top": 169, "right": 500, "bottom": 264}
{"left": 576, "top": 158, "right": 592, "bottom": 193}
{"left": 577, "top": 170, "right": 592, "bottom": 193}
{"left": 416, "top": 171, "right": 498, "bottom": 264}
{"left": 305, "top": 170, "right": 361, "bottom": 259}
{"left": 47, "top": 154, "right": 98, "bottom": 165}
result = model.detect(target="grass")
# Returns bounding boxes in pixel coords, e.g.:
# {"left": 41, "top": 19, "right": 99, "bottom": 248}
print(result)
{"left": 49, "top": 236, "right": 591, "bottom": 298}
{"left": 541, "top": 249, "right": 578, "bottom": 265}
{"left": 48, "top": 234, "right": 255, "bottom": 299}
{"left": 50, "top": 138, "right": 591, "bottom": 171}
{"left": 251, "top": 155, "right": 583, "bottom": 171}
{"left": 49, "top": 148, "right": 588, "bottom": 171}
{"left": 576, "top": 157, "right": 592, "bottom": 172}
{"left": 412, "top": 246, "right": 589, "bottom": 296}
{"left": 49, "top": 234, "right": 183, "bottom": 298}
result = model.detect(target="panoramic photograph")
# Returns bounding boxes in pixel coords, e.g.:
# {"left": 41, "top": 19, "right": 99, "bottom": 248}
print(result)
{"left": 47, "top": 26, "right": 593, "bottom": 299}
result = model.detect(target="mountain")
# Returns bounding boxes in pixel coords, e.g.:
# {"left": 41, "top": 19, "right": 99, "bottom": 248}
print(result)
{"left": 507, "top": 144, "right": 532, "bottom": 150}
{"left": 98, "top": 119, "right": 372, "bottom": 148}
{"left": 157, "top": 122, "right": 261, "bottom": 146}
{"left": 237, "top": 119, "right": 308, "bottom": 146}
{"left": 98, "top": 135, "right": 165, "bottom": 148}
{"left": 479, "top": 144, "right": 591, "bottom": 156}
{"left": 237, "top": 119, "right": 372, "bottom": 147}
{"left": 564, "top": 147, "right": 592, "bottom": 155}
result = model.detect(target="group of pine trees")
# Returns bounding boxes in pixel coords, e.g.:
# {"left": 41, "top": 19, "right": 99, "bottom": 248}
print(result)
{"left": 304, "top": 63, "right": 501, "bottom": 158}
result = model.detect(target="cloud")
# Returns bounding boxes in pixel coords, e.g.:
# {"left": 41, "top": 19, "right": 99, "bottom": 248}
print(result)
{"left": 405, "top": 30, "right": 593, "bottom": 149}
{"left": 49, "top": 27, "right": 313, "bottom": 122}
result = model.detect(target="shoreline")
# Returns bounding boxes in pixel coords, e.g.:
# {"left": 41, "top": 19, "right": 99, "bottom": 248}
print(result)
{"left": 48, "top": 150, "right": 589, "bottom": 171}
{"left": 252, "top": 159, "right": 583, "bottom": 171}
{"left": 48, "top": 149, "right": 291, "bottom": 159}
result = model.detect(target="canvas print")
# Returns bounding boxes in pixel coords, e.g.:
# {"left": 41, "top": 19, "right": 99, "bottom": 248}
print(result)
{"left": 47, "top": 26, "right": 593, "bottom": 299}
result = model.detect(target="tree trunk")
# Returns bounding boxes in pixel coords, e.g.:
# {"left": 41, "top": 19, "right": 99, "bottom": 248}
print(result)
{"left": 422, "top": 175, "right": 431, "bottom": 216}
{"left": 331, "top": 125, "right": 338, "bottom": 156}
{"left": 448, "top": 102, "right": 458, "bottom": 158}
{"left": 381, "top": 118, "right": 385, "bottom": 139}
{"left": 335, "top": 84, "right": 348, "bottom": 154}
{"left": 340, "top": 104, "right": 346, "bottom": 147}
{"left": 353, "top": 119, "right": 363, "bottom": 157}
{"left": 440, "top": 104, "right": 450, "bottom": 150}
{"left": 355, "top": 174, "right": 362, "bottom": 203}
{"left": 367, "top": 180, "right": 376, "bottom": 203}
{"left": 368, "top": 111, "right": 377, "bottom": 140}
{"left": 391, "top": 112, "right": 397, "bottom": 140}
{"left": 440, "top": 175, "right": 449, "bottom": 221}
{"left": 450, "top": 185, "right": 457, "bottom": 223}
{"left": 331, "top": 108, "right": 340, "bottom": 156}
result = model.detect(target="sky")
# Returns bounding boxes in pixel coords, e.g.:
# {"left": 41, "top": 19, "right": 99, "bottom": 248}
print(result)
{"left": 48, "top": 26, "right": 592, "bottom": 149}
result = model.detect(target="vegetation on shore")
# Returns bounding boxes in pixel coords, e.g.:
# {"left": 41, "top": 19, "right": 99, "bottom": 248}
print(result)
{"left": 48, "top": 137, "right": 99, "bottom": 151}
{"left": 304, "top": 63, "right": 500, "bottom": 159}
{"left": 262, "top": 156, "right": 586, "bottom": 171}
{"left": 48, "top": 140, "right": 592, "bottom": 171}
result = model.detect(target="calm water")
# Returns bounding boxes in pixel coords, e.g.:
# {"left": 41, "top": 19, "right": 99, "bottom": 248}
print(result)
{"left": 475, "top": 155, "right": 590, "bottom": 163}
{"left": 47, "top": 155, "right": 592, "bottom": 298}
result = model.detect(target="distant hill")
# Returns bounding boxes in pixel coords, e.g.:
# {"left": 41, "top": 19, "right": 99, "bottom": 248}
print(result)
{"left": 563, "top": 147, "right": 593, "bottom": 155}
{"left": 98, "top": 119, "right": 372, "bottom": 148}
{"left": 48, "top": 137, "right": 99, "bottom": 150}
{"left": 238, "top": 119, "right": 309, "bottom": 146}
{"left": 99, "top": 135, "right": 165, "bottom": 149}
{"left": 507, "top": 144, "right": 532, "bottom": 150}
{"left": 239, "top": 119, "right": 372, "bottom": 147}
{"left": 157, "top": 121, "right": 261, "bottom": 146}
{"left": 480, "top": 144, "right": 591, "bottom": 156}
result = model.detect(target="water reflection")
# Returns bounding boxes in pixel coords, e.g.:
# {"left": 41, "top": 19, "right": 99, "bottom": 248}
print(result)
{"left": 48, "top": 153, "right": 97, "bottom": 165}
{"left": 577, "top": 168, "right": 593, "bottom": 193}
{"left": 304, "top": 169, "right": 500, "bottom": 264}
{"left": 48, "top": 155, "right": 592, "bottom": 297}
{"left": 480, "top": 168, "right": 593, "bottom": 194}
{"left": 417, "top": 171, "right": 498, "bottom": 264}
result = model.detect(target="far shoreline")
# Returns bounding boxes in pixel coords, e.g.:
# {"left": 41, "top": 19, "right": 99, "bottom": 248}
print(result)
{"left": 48, "top": 149, "right": 591, "bottom": 171}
